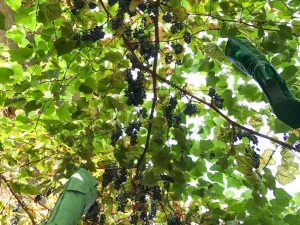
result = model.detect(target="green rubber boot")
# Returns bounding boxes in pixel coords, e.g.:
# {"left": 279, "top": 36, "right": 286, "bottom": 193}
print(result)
{"left": 225, "top": 37, "right": 300, "bottom": 128}
{"left": 46, "top": 168, "right": 98, "bottom": 225}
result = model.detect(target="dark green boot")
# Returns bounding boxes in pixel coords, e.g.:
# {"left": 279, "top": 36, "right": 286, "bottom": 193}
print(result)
{"left": 46, "top": 168, "right": 98, "bottom": 225}
{"left": 225, "top": 37, "right": 300, "bottom": 128}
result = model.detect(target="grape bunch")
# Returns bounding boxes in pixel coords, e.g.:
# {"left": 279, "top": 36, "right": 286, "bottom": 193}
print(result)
{"left": 115, "top": 168, "right": 127, "bottom": 190}
{"left": 73, "top": 0, "right": 85, "bottom": 9}
{"left": 46, "top": 187, "right": 54, "bottom": 197}
{"left": 183, "top": 32, "right": 192, "bottom": 44}
{"left": 208, "top": 87, "right": 224, "bottom": 109}
{"left": 34, "top": 194, "right": 42, "bottom": 203}
{"left": 138, "top": 108, "right": 148, "bottom": 118}
{"left": 171, "top": 43, "right": 184, "bottom": 54}
{"left": 173, "top": 114, "right": 181, "bottom": 127}
{"left": 163, "top": 12, "right": 173, "bottom": 23}
{"left": 88, "top": 2, "right": 97, "bottom": 9}
{"left": 125, "top": 69, "right": 146, "bottom": 106}
{"left": 170, "top": 22, "right": 183, "bottom": 34}
{"left": 165, "top": 53, "right": 173, "bottom": 64}
{"left": 116, "top": 193, "right": 128, "bottom": 212}
{"left": 147, "top": 1, "right": 159, "bottom": 18}
{"left": 137, "top": 3, "right": 147, "bottom": 12}
{"left": 127, "top": 54, "right": 140, "bottom": 68}
{"left": 111, "top": 126, "right": 123, "bottom": 146}
{"left": 125, "top": 121, "right": 142, "bottom": 145}
{"left": 124, "top": 27, "right": 132, "bottom": 37}
{"left": 12, "top": 202, "right": 20, "bottom": 212}
{"left": 294, "top": 141, "right": 300, "bottom": 148}
{"left": 149, "top": 200, "right": 158, "bottom": 219}
{"left": 108, "top": 0, "right": 118, "bottom": 6}
{"left": 251, "top": 151, "right": 260, "bottom": 169}
{"left": 140, "top": 39, "right": 159, "bottom": 61}
{"left": 99, "top": 214, "right": 106, "bottom": 225}
{"left": 235, "top": 129, "right": 258, "bottom": 145}
{"left": 184, "top": 102, "right": 197, "bottom": 116}
{"left": 86, "top": 201, "right": 100, "bottom": 224}
{"left": 9, "top": 215, "right": 19, "bottom": 225}
{"left": 283, "top": 133, "right": 288, "bottom": 141}
{"left": 140, "top": 210, "right": 148, "bottom": 221}
{"left": 165, "top": 97, "right": 178, "bottom": 127}
{"left": 167, "top": 217, "right": 182, "bottom": 225}
{"left": 71, "top": 0, "right": 85, "bottom": 14}
{"left": 102, "top": 163, "right": 118, "bottom": 188}
{"left": 118, "top": 0, "right": 132, "bottom": 14}
{"left": 133, "top": 28, "right": 148, "bottom": 40}
{"left": 130, "top": 214, "right": 139, "bottom": 224}
{"left": 152, "top": 186, "right": 162, "bottom": 201}
{"left": 161, "top": 174, "right": 174, "bottom": 190}
{"left": 78, "top": 25, "right": 105, "bottom": 42}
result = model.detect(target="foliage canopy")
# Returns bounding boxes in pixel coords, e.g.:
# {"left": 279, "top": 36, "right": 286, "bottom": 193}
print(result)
{"left": 1, "top": 0, "right": 300, "bottom": 224}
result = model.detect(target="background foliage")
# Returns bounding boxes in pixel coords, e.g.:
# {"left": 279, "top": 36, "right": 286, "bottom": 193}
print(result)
{"left": 1, "top": 0, "right": 300, "bottom": 224}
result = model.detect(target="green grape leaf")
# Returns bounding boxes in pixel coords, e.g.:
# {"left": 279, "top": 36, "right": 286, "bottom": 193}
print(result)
{"left": 0, "top": 68, "right": 14, "bottom": 84}
{"left": 54, "top": 38, "right": 75, "bottom": 56}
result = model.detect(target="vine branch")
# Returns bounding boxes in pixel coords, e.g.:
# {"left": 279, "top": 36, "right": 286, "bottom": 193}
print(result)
{"left": 136, "top": 0, "right": 160, "bottom": 172}
{"left": 1, "top": 175, "right": 37, "bottom": 225}
{"left": 137, "top": 64, "right": 300, "bottom": 153}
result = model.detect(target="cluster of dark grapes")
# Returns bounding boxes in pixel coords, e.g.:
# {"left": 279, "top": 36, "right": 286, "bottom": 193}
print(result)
{"left": 251, "top": 151, "right": 260, "bottom": 169}
{"left": 152, "top": 186, "right": 162, "bottom": 201}
{"left": 116, "top": 193, "right": 128, "bottom": 212}
{"left": 138, "top": 108, "right": 148, "bottom": 118}
{"left": 167, "top": 217, "right": 182, "bottom": 225}
{"left": 108, "top": 0, "right": 133, "bottom": 30}
{"left": 183, "top": 32, "right": 192, "bottom": 44}
{"left": 88, "top": 2, "right": 97, "bottom": 9}
{"left": 46, "top": 187, "right": 54, "bottom": 197}
{"left": 294, "top": 141, "right": 300, "bottom": 148}
{"left": 99, "top": 214, "right": 106, "bottom": 225}
{"left": 34, "top": 194, "right": 43, "bottom": 203}
{"left": 74, "top": 25, "right": 105, "bottom": 42}
{"left": 170, "top": 22, "right": 184, "bottom": 34}
{"left": 283, "top": 133, "right": 288, "bottom": 141}
{"left": 12, "top": 202, "right": 20, "bottom": 212}
{"left": 235, "top": 129, "right": 259, "bottom": 145}
{"left": 85, "top": 201, "right": 100, "bottom": 224}
{"left": 165, "top": 97, "right": 179, "bottom": 127}
{"left": 71, "top": 0, "right": 86, "bottom": 14}
{"left": 102, "top": 163, "right": 118, "bottom": 188}
{"left": 184, "top": 102, "right": 197, "bottom": 116}
{"left": 125, "top": 121, "right": 142, "bottom": 145}
{"left": 149, "top": 200, "right": 158, "bottom": 219}
{"left": 9, "top": 215, "right": 19, "bottom": 225}
{"left": 208, "top": 87, "right": 224, "bottom": 109}
{"left": 130, "top": 27, "right": 158, "bottom": 61}
{"left": 147, "top": 1, "right": 159, "bottom": 18}
{"left": 165, "top": 53, "right": 173, "bottom": 64}
{"left": 115, "top": 168, "right": 127, "bottom": 190}
{"left": 140, "top": 210, "right": 148, "bottom": 221}
{"left": 140, "top": 39, "right": 159, "bottom": 61}
{"left": 162, "top": 12, "right": 173, "bottom": 23}
{"left": 171, "top": 43, "right": 184, "bottom": 54}
{"left": 130, "top": 214, "right": 139, "bottom": 224}
{"left": 161, "top": 174, "right": 174, "bottom": 190}
{"left": 125, "top": 69, "right": 146, "bottom": 106}
{"left": 111, "top": 126, "right": 123, "bottom": 146}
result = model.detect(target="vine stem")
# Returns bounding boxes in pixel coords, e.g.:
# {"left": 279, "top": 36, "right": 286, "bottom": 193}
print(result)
{"left": 1, "top": 175, "right": 37, "bottom": 224}
{"left": 136, "top": 0, "right": 160, "bottom": 172}
{"left": 137, "top": 64, "right": 300, "bottom": 153}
